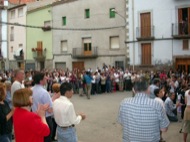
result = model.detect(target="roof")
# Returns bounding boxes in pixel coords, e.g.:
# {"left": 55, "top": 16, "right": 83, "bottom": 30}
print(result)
{"left": 27, "top": 0, "right": 54, "bottom": 11}
{"left": 8, "top": 0, "right": 36, "bottom": 5}
{"left": 52, "top": 0, "right": 77, "bottom": 6}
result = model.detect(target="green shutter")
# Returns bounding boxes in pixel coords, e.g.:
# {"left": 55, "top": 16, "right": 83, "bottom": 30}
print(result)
{"left": 110, "top": 8, "right": 115, "bottom": 18}
{"left": 85, "top": 9, "right": 90, "bottom": 18}
{"left": 62, "top": 17, "right": 66, "bottom": 25}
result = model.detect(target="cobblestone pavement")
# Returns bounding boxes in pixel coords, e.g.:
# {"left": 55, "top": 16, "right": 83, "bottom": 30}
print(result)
{"left": 13, "top": 91, "right": 186, "bottom": 142}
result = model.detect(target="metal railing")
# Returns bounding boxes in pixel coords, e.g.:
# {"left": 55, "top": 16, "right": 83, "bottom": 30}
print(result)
{"left": 33, "top": 49, "right": 46, "bottom": 61}
{"left": 72, "top": 46, "right": 98, "bottom": 58}
{"left": 136, "top": 26, "right": 155, "bottom": 39}
{"left": 172, "top": 23, "right": 190, "bottom": 37}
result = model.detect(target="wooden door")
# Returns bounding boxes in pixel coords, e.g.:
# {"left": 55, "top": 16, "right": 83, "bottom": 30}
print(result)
{"left": 178, "top": 8, "right": 183, "bottom": 35}
{"left": 141, "top": 43, "right": 151, "bottom": 65}
{"left": 140, "top": 12, "right": 151, "bottom": 37}
{"left": 188, "top": 8, "right": 190, "bottom": 34}
{"left": 72, "top": 61, "right": 84, "bottom": 72}
{"left": 176, "top": 58, "right": 190, "bottom": 73}
{"left": 84, "top": 43, "right": 92, "bottom": 56}
{"left": 37, "top": 41, "right": 43, "bottom": 56}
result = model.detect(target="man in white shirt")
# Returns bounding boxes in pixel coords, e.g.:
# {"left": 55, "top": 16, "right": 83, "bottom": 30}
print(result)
{"left": 11, "top": 69, "right": 25, "bottom": 99}
{"left": 53, "top": 82, "right": 86, "bottom": 142}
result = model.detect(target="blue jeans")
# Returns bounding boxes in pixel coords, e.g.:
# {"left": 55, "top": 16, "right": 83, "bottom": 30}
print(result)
{"left": 167, "top": 115, "right": 178, "bottom": 122}
{"left": 57, "top": 126, "right": 78, "bottom": 142}
{"left": 0, "top": 133, "right": 12, "bottom": 142}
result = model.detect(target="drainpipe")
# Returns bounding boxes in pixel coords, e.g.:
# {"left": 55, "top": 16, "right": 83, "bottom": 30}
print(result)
{"left": 132, "top": 0, "right": 135, "bottom": 71}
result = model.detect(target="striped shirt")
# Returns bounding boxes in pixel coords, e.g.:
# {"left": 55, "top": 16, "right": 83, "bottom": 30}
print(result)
{"left": 118, "top": 93, "right": 170, "bottom": 142}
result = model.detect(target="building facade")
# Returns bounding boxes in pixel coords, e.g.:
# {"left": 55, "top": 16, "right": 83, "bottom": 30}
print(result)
{"left": 8, "top": 4, "right": 26, "bottom": 70}
{"left": 52, "top": 0, "right": 127, "bottom": 71}
{"left": 26, "top": 0, "right": 53, "bottom": 70}
{"left": 128, "top": 0, "right": 190, "bottom": 72}
{"left": 0, "top": 0, "right": 8, "bottom": 70}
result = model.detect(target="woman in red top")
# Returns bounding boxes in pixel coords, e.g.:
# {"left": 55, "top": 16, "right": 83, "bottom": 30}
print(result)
{"left": 13, "top": 88, "right": 50, "bottom": 142}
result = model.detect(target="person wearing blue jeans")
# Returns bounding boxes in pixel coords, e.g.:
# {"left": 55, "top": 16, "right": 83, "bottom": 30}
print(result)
{"left": 53, "top": 82, "right": 86, "bottom": 142}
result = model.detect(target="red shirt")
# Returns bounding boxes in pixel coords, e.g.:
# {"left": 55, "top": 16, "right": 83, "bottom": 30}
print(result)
{"left": 13, "top": 107, "right": 50, "bottom": 142}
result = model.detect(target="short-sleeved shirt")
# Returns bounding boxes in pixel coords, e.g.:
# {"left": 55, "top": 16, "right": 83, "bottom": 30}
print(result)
{"left": 118, "top": 93, "right": 169, "bottom": 142}
{"left": 31, "top": 85, "right": 53, "bottom": 117}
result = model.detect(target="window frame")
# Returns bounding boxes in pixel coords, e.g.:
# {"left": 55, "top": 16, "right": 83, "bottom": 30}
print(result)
{"left": 62, "top": 17, "right": 66, "bottom": 26}
{"left": 61, "top": 40, "right": 68, "bottom": 52}
{"left": 18, "top": 7, "right": 24, "bottom": 17}
{"left": 110, "top": 8, "right": 115, "bottom": 18}
{"left": 110, "top": 36, "right": 120, "bottom": 50}
{"left": 85, "top": 9, "right": 90, "bottom": 19}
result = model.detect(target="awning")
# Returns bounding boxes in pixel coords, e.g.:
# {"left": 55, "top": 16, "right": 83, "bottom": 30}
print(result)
{"left": 15, "top": 48, "right": 23, "bottom": 56}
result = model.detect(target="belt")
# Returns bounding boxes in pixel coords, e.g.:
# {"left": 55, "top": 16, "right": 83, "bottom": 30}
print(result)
{"left": 60, "top": 124, "right": 75, "bottom": 129}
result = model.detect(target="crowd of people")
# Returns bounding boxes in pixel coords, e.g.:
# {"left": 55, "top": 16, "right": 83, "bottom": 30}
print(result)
{"left": 0, "top": 65, "right": 190, "bottom": 142}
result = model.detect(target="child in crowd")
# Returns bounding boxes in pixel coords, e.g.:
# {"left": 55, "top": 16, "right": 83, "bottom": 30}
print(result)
{"left": 154, "top": 88, "right": 166, "bottom": 142}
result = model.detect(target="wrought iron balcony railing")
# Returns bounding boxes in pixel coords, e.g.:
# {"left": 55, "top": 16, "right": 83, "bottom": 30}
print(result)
{"left": 72, "top": 46, "right": 98, "bottom": 59}
{"left": 32, "top": 48, "right": 46, "bottom": 61}
{"left": 136, "top": 26, "right": 155, "bottom": 40}
{"left": 172, "top": 23, "right": 190, "bottom": 39}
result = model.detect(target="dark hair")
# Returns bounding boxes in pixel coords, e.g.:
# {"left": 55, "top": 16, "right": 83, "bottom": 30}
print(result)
{"left": 153, "top": 78, "right": 160, "bottom": 85}
{"left": 154, "top": 88, "right": 160, "bottom": 97}
{"left": 133, "top": 77, "right": 149, "bottom": 92}
{"left": 60, "top": 82, "right": 73, "bottom": 96}
{"left": 33, "top": 72, "right": 45, "bottom": 84}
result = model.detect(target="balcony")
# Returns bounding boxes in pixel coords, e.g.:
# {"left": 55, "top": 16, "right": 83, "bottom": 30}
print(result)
{"left": 32, "top": 48, "right": 46, "bottom": 61}
{"left": 172, "top": 23, "right": 190, "bottom": 39}
{"left": 14, "top": 48, "right": 24, "bottom": 60}
{"left": 72, "top": 47, "right": 98, "bottom": 59}
{"left": 41, "top": 26, "right": 51, "bottom": 32}
{"left": 10, "top": 34, "right": 14, "bottom": 41}
{"left": 136, "top": 26, "right": 155, "bottom": 41}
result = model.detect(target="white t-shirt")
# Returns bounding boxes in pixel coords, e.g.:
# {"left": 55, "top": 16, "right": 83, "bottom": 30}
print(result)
{"left": 185, "top": 90, "right": 190, "bottom": 106}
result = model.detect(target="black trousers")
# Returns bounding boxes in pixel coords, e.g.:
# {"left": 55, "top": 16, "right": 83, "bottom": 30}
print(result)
{"left": 44, "top": 116, "right": 53, "bottom": 142}
{"left": 52, "top": 118, "right": 57, "bottom": 140}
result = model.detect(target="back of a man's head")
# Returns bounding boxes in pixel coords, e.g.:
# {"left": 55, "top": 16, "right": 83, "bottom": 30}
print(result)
{"left": 60, "top": 82, "right": 72, "bottom": 96}
{"left": 33, "top": 72, "right": 45, "bottom": 85}
{"left": 134, "top": 77, "right": 149, "bottom": 92}
{"left": 153, "top": 78, "right": 160, "bottom": 85}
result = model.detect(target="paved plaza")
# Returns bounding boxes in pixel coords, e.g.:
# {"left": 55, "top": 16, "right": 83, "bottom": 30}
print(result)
{"left": 13, "top": 91, "right": 186, "bottom": 142}
{"left": 72, "top": 91, "right": 184, "bottom": 142}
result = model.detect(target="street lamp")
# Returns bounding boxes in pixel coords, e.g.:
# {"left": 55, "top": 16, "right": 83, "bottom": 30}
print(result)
{"left": 111, "top": 9, "right": 128, "bottom": 69}
{"left": 111, "top": 9, "right": 126, "bottom": 26}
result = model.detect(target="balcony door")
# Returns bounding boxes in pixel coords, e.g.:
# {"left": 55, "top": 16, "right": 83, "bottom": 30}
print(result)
{"left": 141, "top": 43, "right": 151, "bottom": 65}
{"left": 178, "top": 8, "right": 190, "bottom": 35}
{"left": 83, "top": 38, "right": 92, "bottom": 56}
{"left": 140, "top": 12, "right": 151, "bottom": 38}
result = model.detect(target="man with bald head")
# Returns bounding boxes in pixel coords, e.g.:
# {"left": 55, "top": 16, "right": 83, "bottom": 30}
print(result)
{"left": 11, "top": 69, "right": 25, "bottom": 98}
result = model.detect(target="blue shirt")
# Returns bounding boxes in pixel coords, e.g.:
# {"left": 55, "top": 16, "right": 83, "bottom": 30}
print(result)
{"left": 165, "top": 97, "right": 176, "bottom": 117}
{"left": 118, "top": 93, "right": 170, "bottom": 142}
{"left": 84, "top": 74, "right": 92, "bottom": 85}
{"left": 31, "top": 85, "right": 53, "bottom": 117}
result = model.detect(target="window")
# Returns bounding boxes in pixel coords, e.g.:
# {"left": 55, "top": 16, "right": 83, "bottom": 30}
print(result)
{"left": 10, "top": 10, "right": 15, "bottom": 19}
{"left": 10, "top": 27, "right": 14, "bottom": 41}
{"left": 44, "top": 21, "right": 51, "bottom": 27}
{"left": 62, "top": 17, "right": 66, "bottom": 26}
{"left": 83, "top": 38, "right": 92, "bottom": 56}
{"left": 61, "top": 40, "right": 68, "bottom": 52}
{"left": 183, "top": 39, "right": 189, "bottom": 50}
{"left": 18, "top": 8, "right": 23, "bottom": 17}
{"left": 110, "top": 8, "right": 115, "bottom": 18}
{"left": 19, "top": 44, "right": 23, "bottom": 48}
{"left": 11, "top": 46, "right": 13, "bottom": 53}
{"left": 110, "top": 36, "right": 119, "bottom": 49}
{"left": 85, "top": 9, "right": 90, "bottom": 18}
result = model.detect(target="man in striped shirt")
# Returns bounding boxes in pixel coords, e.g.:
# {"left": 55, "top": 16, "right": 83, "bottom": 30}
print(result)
{"left": 118, "top": 77, "right": 170, "bottom": 142}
